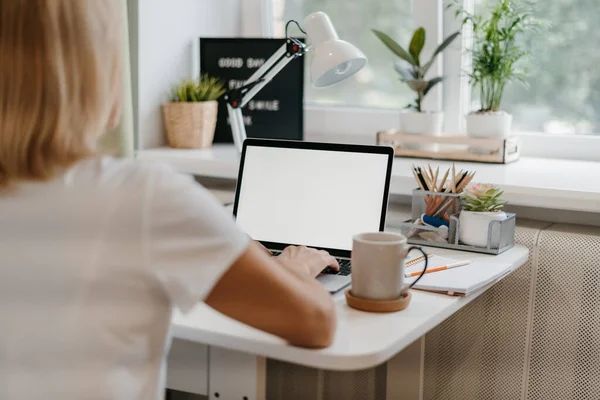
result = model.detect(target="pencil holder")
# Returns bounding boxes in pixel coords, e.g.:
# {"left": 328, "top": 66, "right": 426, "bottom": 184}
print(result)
{"left": 395, "top": 189, "right": 461, "bottom": 244}
{"left": 411, "top": 189, "right": 462, "bottom": 222}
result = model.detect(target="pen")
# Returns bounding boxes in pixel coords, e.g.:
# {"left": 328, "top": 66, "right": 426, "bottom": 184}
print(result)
{"left": 405, "top": 260, "right": 471, "bottom": 277}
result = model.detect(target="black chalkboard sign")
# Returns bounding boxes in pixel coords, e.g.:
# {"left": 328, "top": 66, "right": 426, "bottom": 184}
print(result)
{"left": 199, "top": 38, "right": 304, "bottom": 143}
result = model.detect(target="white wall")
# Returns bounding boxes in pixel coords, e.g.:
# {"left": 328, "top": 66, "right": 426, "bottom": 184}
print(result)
{"left": 136, "top": 0, "right": 242, "bottom": 149}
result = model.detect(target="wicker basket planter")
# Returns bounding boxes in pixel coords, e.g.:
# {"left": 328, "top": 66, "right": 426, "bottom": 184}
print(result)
{"left": 163, "top": 101, "right": 218, "bottom": 149}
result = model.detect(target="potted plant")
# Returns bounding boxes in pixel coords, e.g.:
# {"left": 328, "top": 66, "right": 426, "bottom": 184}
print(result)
{"left": 372, "top": 27, "right": 460, "bottom": 145}
{"left": 459, "top": 183, "right": 508, "bottom": 247}
{"left": 163, "top": 74, "right": 226, "bottom": 149}
{"left": 452, "top": 0, "right": 540, "bottom": 139}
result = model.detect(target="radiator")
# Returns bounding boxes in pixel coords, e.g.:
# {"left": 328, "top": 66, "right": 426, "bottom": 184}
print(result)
{"left": 264, "top": 221, "right": 600, "bottom": 400}
{"left": 424, "top": 222, "right": 600, "bottom": 400}
{"left": 266, "top": 360, "right": 387, "bottom": 400}
{"left": 527, "top": 225, "right": 600, "bottom": 400}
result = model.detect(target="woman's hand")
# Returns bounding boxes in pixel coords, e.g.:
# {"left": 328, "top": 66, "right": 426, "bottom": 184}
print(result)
{"left": 276, "top": 246, "right": 340, "bottom": 277}
{"left": 254, "top": 240, "right": 273, "bottom": 257}
{"left": 206, "top": 242, "right": 337, "bottom": 348}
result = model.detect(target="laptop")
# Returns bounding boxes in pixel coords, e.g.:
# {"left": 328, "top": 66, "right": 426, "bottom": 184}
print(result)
{"left": 233, "top": 139, "right": 394, "bottom": 293}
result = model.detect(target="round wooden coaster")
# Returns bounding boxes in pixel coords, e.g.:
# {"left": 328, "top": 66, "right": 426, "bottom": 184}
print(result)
{"left": 345, "top": 289, "right": 412, "bottom": 313}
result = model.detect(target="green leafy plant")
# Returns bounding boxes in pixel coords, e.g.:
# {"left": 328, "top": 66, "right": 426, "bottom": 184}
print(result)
{"left": 372, "top": 27, "right": 460, "bottom": 111}
{"left": 450, "top": 0, "right": 544, "bottom": 112}
{"left": 171, "top": 74, "right": 226, "bottom": 102}
{"left": 461, "top": 183, "right": 508, "bottom": 212}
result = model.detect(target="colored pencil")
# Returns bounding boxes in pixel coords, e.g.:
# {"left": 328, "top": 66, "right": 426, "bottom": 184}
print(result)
{"left": 405, "top": 260, "right": 472, "bottom": 277}
{"left": 411, "top": 164, "right": 477, "bottom": 219}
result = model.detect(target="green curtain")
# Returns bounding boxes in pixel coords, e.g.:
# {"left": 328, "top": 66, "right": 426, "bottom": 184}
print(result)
{"left": 99, "top": 0, "right": 135, "bottom": 158}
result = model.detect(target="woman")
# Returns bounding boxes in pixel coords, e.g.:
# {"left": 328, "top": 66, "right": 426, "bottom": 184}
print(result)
{"left": 0, "top": 1, "right": 338, "bottom": 399}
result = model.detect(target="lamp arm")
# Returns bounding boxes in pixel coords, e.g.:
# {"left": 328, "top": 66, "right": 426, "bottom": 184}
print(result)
{"left": 241, "top": 54, "right": 297, "bottom": 108}
{"left": 226, "top": 39, "right": 306, "bottom": 153}
{"left": 228, "top": 104, "right": 246, "bottom": 153}
{"left": 243, "top": 43, "right": 288, "bottom": 87}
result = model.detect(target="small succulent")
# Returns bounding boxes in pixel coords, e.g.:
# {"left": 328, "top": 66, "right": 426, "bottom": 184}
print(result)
{"left": 171, "top": 74, "right": 226, "bottom": 102}
{"left": 461, "top": 183, "right": 508, "bottom": 212}
{"left": 372, "top": 27, "right": 460, "bottom": 112}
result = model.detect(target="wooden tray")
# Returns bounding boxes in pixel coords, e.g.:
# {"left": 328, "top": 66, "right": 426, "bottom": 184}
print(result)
{"left": 377, "top": 130, "right": 520, "bottom": 164}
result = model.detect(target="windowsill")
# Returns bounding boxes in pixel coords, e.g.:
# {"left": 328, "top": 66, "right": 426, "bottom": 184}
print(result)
{"left": 137, "top": 143, "right": 600, "bottom": 213}
{"left": 301, "top": 106, "right": 600, "bottom": 161}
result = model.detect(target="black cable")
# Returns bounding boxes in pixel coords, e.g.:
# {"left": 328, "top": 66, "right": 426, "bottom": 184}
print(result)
{"left": 285, "top": 19, "right": 306, "bottom": 38}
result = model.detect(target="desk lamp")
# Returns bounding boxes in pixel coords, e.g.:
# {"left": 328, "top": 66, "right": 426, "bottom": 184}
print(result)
{"left": 224, "top": 12, "right": 367, "bottom": 152}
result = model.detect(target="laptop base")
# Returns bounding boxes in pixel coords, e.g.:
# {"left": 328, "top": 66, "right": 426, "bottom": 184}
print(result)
{"left": 317, "top": 274, "right": 351, "bottom": 293}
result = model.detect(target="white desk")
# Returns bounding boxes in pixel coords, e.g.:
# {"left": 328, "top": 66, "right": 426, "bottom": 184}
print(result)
{"left": 168, "top": 244, "right": 529, "bottom": 399}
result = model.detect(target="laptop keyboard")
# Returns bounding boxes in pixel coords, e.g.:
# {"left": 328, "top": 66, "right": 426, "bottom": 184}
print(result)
{"left": 323, "top": 259, "right": 351, "bottom": 276}
{"left": 270, "top": 251, "right": 351, "bottom": 276}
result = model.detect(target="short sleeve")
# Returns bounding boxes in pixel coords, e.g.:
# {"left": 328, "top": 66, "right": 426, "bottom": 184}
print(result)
{"left": 144, "top": 165, "right": 249, "bottom": 312}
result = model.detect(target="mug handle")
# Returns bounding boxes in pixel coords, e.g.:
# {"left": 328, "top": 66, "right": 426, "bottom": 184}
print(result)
{"left": 407, "top": 247, "right": 429, "bottom": 288}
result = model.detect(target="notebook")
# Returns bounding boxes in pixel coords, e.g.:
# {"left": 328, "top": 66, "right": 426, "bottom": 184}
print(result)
{"left": 405, "top": 255, "right": 513, "bottom": 296}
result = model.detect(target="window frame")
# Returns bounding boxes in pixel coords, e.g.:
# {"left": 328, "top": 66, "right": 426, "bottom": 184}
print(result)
{"left": 256, "top": 0, "right": 600, "bottom": 162}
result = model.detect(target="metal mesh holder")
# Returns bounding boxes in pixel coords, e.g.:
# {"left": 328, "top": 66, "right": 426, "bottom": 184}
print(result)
{"left": 401, "top": 190, "right": 516, "bottom": 254}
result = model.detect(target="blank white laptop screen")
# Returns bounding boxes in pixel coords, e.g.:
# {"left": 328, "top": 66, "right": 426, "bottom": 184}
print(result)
{"left": 235, "top": 145, "right": 390, "bottom": 251}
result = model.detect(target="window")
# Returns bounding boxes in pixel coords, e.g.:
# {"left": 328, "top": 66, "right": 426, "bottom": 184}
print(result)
{"left": 260, "top": 0, "right": 600, "bottom": 160}
{"left": 473, "top": 0, "right": 600, "bottom": 135}
{"left": 279, "top": 0, "right": 415, "bottom": 109}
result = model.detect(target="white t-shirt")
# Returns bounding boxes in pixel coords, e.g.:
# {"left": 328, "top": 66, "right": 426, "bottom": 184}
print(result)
{"left": 0, "top": 157, "right": 249, "bottom": 399}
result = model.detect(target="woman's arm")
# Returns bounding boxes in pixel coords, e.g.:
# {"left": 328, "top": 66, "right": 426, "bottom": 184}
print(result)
{"left": 205, "top": 242, "right": 338, "bottom": 348}
{"left": 146, "top": 165, "right": 338, "bottom": 348}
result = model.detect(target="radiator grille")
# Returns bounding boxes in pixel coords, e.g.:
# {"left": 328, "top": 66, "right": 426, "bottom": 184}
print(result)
{"left": 527, "top": 227, "right": 600, "bottom": 400}
{"left": 266, "top": 359, "right": 386, "bottom": 400}
{"left": 266, "top": 359, "right": 319, "bottom": 400}
{"left": 322, "top": 365, "right": 386, "bottom": 400}
{"left": 422, "top": 224, "right": 539, "bottom": 400}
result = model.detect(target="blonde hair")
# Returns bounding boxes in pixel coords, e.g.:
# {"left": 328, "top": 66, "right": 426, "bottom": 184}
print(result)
{"left": 0, "top": 0, "right": 122, "bottom": 187}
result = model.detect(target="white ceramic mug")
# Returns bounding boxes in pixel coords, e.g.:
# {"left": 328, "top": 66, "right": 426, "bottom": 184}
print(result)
{"left": 351, "top": 232, "right": 429, "bottom": 300}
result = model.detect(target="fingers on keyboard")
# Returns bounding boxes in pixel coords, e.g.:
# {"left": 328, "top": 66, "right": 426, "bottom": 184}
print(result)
{"left": 323, "top": 260, "right": 351, "bottom": 275}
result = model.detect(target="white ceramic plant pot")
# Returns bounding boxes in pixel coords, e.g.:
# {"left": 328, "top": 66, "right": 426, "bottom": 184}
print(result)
{"left": 465, "top": 111, "right": 513, "bottom": 139}
{"left": 399, "top": 111, "right": 444, "bottom": 151}
{"left": 459, "top": 210, "right": 507, "bottom": 248}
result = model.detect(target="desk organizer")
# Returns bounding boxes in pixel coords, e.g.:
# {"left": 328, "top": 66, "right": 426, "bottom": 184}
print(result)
{"left": 397, "top": 189, "right": 516, "bottom": 255}
{"left": 376, "top": 130, "right": 520, "bottom": 164}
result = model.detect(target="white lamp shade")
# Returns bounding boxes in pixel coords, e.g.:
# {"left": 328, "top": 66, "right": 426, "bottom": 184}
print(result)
{"left": 304, "top": 12, "right": 367, "bottom": 88}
